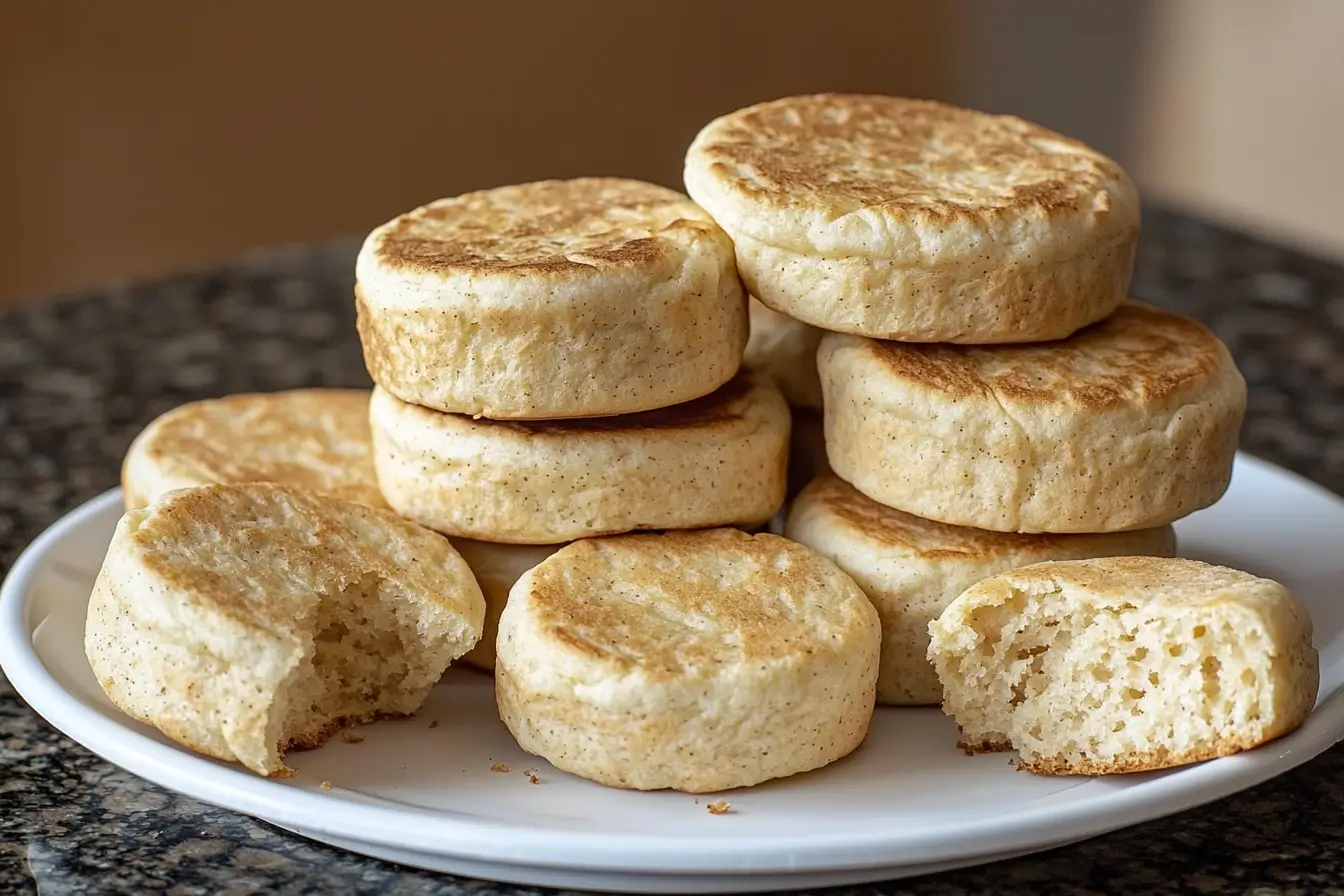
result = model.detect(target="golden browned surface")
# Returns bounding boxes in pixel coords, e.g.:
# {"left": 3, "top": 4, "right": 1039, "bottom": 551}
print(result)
{"left": 1018, "top": 729, "right": 1301, "bottom": 775}
{"left": 353, "top": 177, "right": 747, "bottom": 420}
{"left": 692, "top": 94, "right": 1123, "bottom": 219}
{"left": 525, "top": 529, "right": 873, "bottom": 681}
{"left": 867, "top": 301, "right": 1224, "bottom": 408}
{"left": 495, "top": 526, "right": 880, "bottom": 791}
{"left": 684, "top": 94, "right": 1138, "bottom": 343}
{"left": 121, "top": 389, "right": 385, "bottom": 510}
{"left": 373, "top": 178, "right": 718, "bottom": 276}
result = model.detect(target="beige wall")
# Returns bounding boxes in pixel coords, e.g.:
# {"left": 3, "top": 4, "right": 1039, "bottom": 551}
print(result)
{"left": 1133, "top": 0, "right": 1344, "bottom": 258}
{"left": 4, "top": 1, "right": 1342, "bottom": 308}
{"left": 0, "top": 1, "right": 949, "bottom": 306}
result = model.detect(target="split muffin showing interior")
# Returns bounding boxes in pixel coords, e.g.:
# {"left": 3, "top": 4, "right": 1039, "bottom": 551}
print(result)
{"left": 85, "top": 483, "right": 485, "bottom": 776}
{"left": 495, "top": 528, "right": 880, "bottom": 792}
{"left": 786, "top": 474, "right": 1177, "bottom": 705}
{"left": 927, "top": 556, "right": 1319, "bottom": 774}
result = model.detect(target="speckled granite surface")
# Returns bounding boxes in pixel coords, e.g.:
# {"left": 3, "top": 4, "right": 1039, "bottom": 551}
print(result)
{"left": 3, "top": 209, "right": 1344, "bottom": 895}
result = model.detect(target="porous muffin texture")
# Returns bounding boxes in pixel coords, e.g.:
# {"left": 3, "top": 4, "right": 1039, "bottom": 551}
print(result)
{"left": 369, "top": 371, "right": 790, "bottom": 543}
{"left": 928, "top": 557, "right": 1319, "bottom": 774}
{"left": 495, "top": 529, "right": 881, "bottom": 792}
{"left": 820, "top": 301, "right": 1247, "bottom": 533}
{"left": 121, "top": 389, "right": 386, "bottom": 511}
{"left": 84, "top": 483, "right": 485, "bottom": 776}
{"left": 786, "top": 474, "right": 1177, "bottom": 704}
{"left": 685, "top": 94, "right": 1139, "bottom": 343}
{"left": 356, "top": 177, "right": 747, "bottom": 419}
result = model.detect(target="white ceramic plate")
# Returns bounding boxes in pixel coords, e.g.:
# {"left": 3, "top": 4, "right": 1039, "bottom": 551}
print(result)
{"left": 5, "top": 453, "right": 1344, "bottom": 893}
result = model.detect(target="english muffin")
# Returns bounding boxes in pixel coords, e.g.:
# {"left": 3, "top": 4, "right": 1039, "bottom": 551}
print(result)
{"left": 743, "top": 297, "right": 824, "bottom": 410}
{"left": 786, "top": 474, "right": 1177, "bottom": 704}
{"left": 356, "top": 177, "right": 747, "bottom": 419}
{"left": 928, "top": 557, "right": 1319, "bottom": 774}
{"left": 85, "top": 483, "right": 485, "bottom": 777}
{"left": 495, "top": 529, "right": 880, "bottom": 792}
{"left": 448, "top": 539, "right": 561, "bottom": 672}
{"left": 820, "top": 301, "right": 1247, "bottom": 533}
{"left": 684, "top": 94, "right": 1139, "bottom": 343}
{"left": 369, "top": 370, "right": 790, "bottom": 544}
{"left": 122, "top": 389, "right": 385, "bottom": 510}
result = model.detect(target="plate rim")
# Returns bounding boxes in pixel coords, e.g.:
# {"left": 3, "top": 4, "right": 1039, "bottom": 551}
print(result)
{"left": 5, "top": 452, "right": 1344, "bottom": 876}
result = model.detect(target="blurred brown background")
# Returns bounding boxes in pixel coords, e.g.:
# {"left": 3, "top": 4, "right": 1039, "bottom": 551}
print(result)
{"left": 2, "top": 0, "right": 1341, "bottom": 307}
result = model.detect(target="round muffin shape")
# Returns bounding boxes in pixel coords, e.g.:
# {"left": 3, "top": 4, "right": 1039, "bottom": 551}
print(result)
{"left": 369, "top": 370, "right": 790, "bottom": 544}
{"left": 495, "top": 529, "right": 881, "bottom": 792}
{"left": 448, "top": 539, "right": 561, "bottom": 672}
{"left": 84, "top": 483, "right": 485, "bottom": 777}
{"left": 684, "top": 94, "right": 1139, "bottom": 343}
{"left": 122, "top": 389, "right": 386, "bottom": 511}
{"left": 927, "top": 557, "right": 1319, "bottom": 774}
{"left": 743, "top": 297, "right": 824, "bottom": 411}
{"left": 786, "top": 474, "right": 1178, "bottom": 705}
{"left": 820, "top": 301, "right": 1247, "bottom": 533}
{"left": 355, "top": 177, "right": 747, "bottom": 419}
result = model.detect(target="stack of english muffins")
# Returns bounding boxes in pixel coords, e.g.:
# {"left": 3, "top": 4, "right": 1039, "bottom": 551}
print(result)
{"left": 96, "top": 93, "right": 1317, "bottom": 787}
{"left": 685, "top": 95, "right": 1247, "bottom": 707}
{"left": 353, "top": 177, "right": 792, "bottom": 673}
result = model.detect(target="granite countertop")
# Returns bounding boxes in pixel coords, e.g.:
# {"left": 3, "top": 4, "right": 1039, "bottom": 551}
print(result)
{"left": 3, "top": 208, "right": 1344, "bottom": 895}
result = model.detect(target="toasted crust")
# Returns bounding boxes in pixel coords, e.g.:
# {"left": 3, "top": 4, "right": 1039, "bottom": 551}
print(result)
{"left": 684, "top": 94, "right": 1139, "bottom": 342}
{"left": 495, "top": 529, "right": 881, "bottom": 791}
{"left": 928, "top": 557, "right": 1320, "bottom": 776}
{"left": 371, "top": 178, "right": 714, "bottom": 276}
{"left": 821, "top": 301, "right": 1247, "bottom": 533}
{"left": 84, "top": 483, "right": 485, "bottom": 776}
{"left": 369, "top": 371, "right": 790, "bottom": 543}
{"left": 743, "top": 297, "right": 824, "bottom": 410}
{"left": 355, "top": 178, "right": 747, "bottom": 419}
{"left": 121, "top": 389, "right": 386, "bottom": 511}
{"left": 1018, "top": 731, "right": 1295, "bottom": 776}
{"left": 862, "top": 302, "right": 1224, "bottom": 407}
{"left": 685, "top": 95, "right": 1138, "bottom": 259}
{"left": 786, "top": 475, "right": 1176, "bottom": 704}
